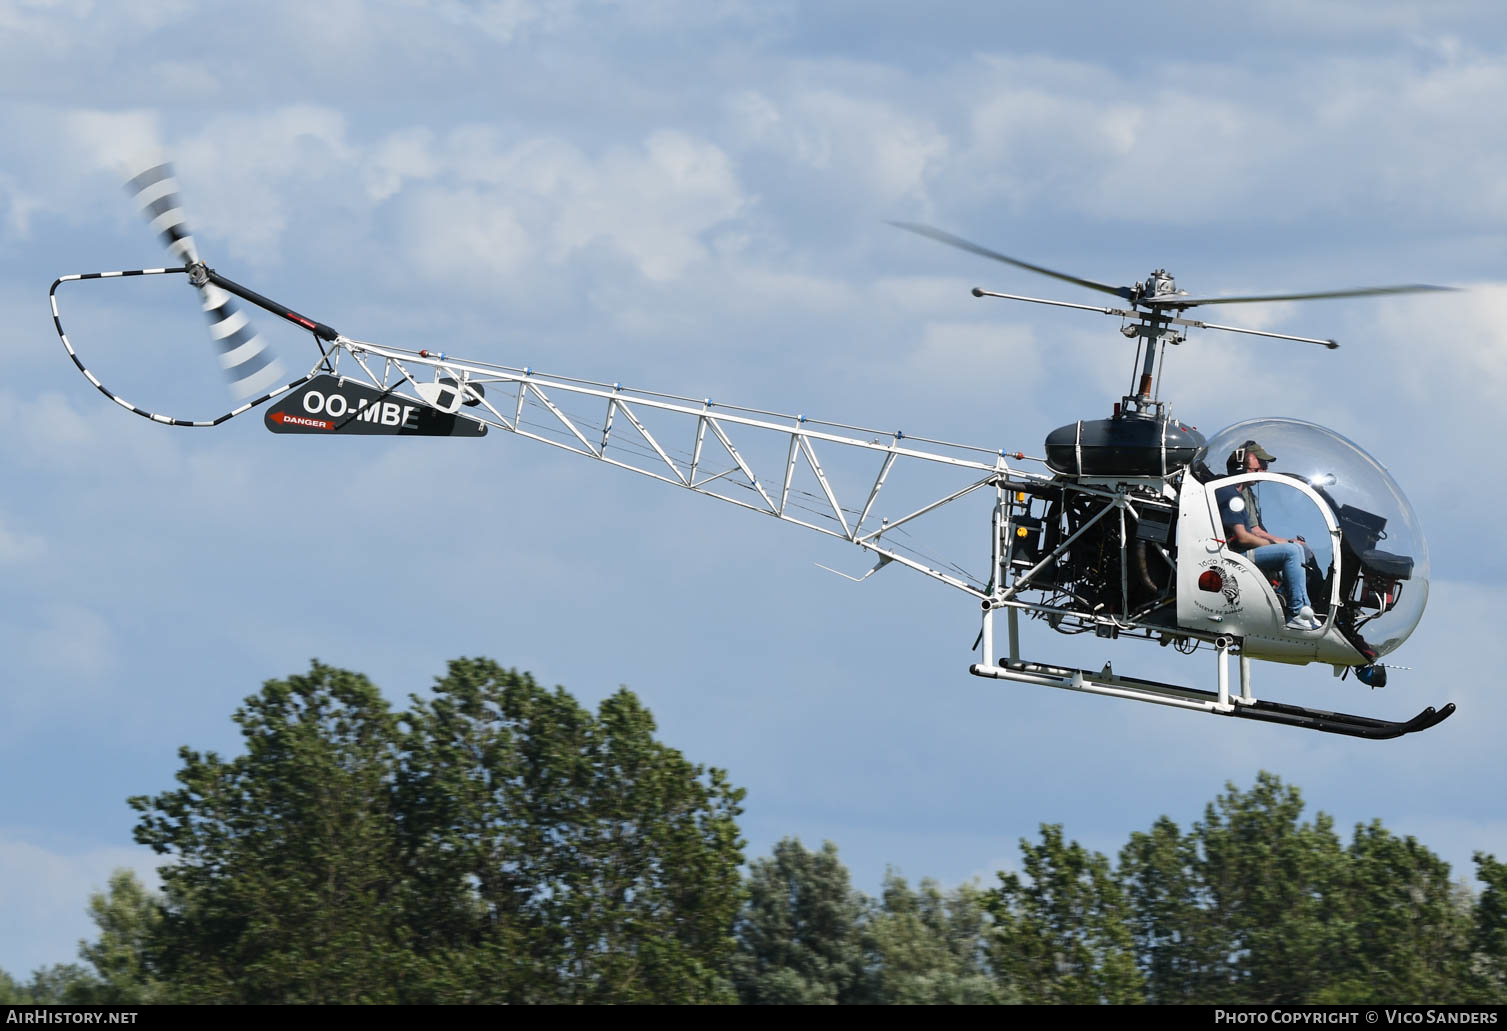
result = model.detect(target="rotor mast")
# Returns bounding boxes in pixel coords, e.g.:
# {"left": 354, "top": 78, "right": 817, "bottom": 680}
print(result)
{"left": 1129, "top": 304, "right": 1173, "bottom": 412}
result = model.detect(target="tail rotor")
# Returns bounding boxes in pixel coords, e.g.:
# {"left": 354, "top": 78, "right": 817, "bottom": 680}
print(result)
{"left": 126, "top": 163, "right": 287, "bottom": 399}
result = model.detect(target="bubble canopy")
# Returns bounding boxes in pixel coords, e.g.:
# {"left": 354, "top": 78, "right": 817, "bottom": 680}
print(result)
{"left": 1198, "top": 419, "right": 1429, "bottom": 658}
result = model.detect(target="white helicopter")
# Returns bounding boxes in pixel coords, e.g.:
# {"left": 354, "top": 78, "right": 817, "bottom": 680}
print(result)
{"left": 48, "top": 165, "right": 1454, "bottom": 740}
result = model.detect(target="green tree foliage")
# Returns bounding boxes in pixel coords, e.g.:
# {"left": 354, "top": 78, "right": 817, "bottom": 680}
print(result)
{"left": 130, "top": 663, "right": 409, "bottom": 1003}
{"left": 0, "top": 964, "right": 101, "bottom": 1004}
{"left": 987, "top": 824, "right": 1143, "bottom": 1004}
{"left": 1473, "top": 852, "right": 1507, "bottom": 999}
{"left": 125, "top": 658, "right": 745, "bottom": 1004}
{"left": 733, "top": 838, "right": 869, "bottom": 1004}
{"left": 865, "top": 872, "right": 1004, "bottom": 1004}
{"left": 3, "top": 872, "right": 161, "bottom": 1005}
{"left": 1319, "top": 822, "right": 1475, "bottom": 1003}
{"left": 1120, "top": 772, "right": 1476, "bottom": 1005}
{"left": 1119, "top": 813, "right": 1222, "bottom": 1003}
{"left": 1196, "top": 773, "right": 1356, "bottom": 1003}
{"left": 396, "top": 658, "right": 746, "bottom": 1003}
{"left": 25, "top": 701, "right": 1503, "bottom": 1006}
{"left": 77, "top": 870, "right": 165, "bottom": 1004}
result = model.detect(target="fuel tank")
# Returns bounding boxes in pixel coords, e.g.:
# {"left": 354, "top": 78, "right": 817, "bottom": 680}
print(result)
{"left": 1044, "top": 413, "right": 1205, "bottom": 476}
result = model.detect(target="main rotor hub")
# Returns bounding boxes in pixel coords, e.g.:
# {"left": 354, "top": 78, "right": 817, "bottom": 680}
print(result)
{"left": 1139, "top": 269, "right": 1176, "bottom": 301}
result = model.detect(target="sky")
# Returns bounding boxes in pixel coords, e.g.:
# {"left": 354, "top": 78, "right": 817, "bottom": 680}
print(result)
{"left": 3, "top": 0, "right": 1507, "bottom": 979}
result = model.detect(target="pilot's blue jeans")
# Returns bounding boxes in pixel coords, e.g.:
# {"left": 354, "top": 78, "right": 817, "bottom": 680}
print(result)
{"left": 1247, "top": 542, "right": 1311, "bottom": 614}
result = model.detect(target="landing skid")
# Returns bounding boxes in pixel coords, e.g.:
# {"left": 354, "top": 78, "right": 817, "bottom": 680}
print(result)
{"left": 969, "top": 657, "right": 1455, "bottom": 740}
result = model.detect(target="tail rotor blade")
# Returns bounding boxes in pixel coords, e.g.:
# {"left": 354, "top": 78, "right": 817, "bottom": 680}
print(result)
{"left": 200, "top": 282, "right": 287, "bottom": 399}
{"left": 126, "top": 163, "right": 199, "bottom": 265}
{"left": 127, "top": 162, "right": 286, "bottom": 399}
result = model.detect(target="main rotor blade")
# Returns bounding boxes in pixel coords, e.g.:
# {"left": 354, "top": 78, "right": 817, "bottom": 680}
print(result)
{"left": 889, "top": 221, "right": 1134, "bottom": 300}
{"left": 1165, "top": 284, "right": 1456, "bottom": 307}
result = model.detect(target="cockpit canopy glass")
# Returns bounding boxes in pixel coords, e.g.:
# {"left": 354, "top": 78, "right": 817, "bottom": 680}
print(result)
{"left": 1199, "top": 419, "right": 1428, "bottom": 658}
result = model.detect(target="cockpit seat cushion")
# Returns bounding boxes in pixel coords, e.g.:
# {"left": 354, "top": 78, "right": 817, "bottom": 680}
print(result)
{"left": 1360, "top": 548, "right": 1413, "bottom": 581}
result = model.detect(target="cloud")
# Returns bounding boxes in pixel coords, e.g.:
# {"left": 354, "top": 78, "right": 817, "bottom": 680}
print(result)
{"left": 402, "top": 185, "right": 534, "bottom": 284}
{"left": 0, "top": 106, "right": 163, "bottom": 241}
{"left": 0, "top": 392, "right": 99, "bottom": 460}
{"left": 0, "top": 170, "right": 42, "bottom": 239}
{"left": 433, "top": 0, "right": 560, "bottom": 43}
{"left": 174, "top": 106, "right": 356, "bottom": 265}
{"left": 1310, "top": 282, "right": 1507, "bottom": 539}
{"left": 0, "top": 832, "right": 160, "bottom": 981}
{"left": 552, "top": 130, "right": 750, "bottom": 279}
{"left": 59, "top": 109, "right": 166, "bottom": 181}
{"left": 1258, "top": 0, "right": 1449, "bottom": 35}
{"left": 1365, "top": 282, "right": 1507, "bottom": 403}
{"left": 391, "top": 127, "right": 750, "bottom": 289}
{"left": 905, "top": 320, "right": 1041, "bottom": 393}
{"left": 23, "top": 604, "right": 117, "bottom": 680}
{"left": 0, "top": 513, "right": 46, "bottom": 565}
{"left": 729, "top": 88, "right": 947, "bottom": 210}
{"left": 15, "top": 109, "right": 748, "bottom": 290}
{"left": 364, "top": 127, "right": 440, "bottom": 203}
{"left": 922, "top": 48, "right": 1507, "bottom": 233}
{"left": 0, "top": 1, "right": 194, "bottom": 67}
{"left": 870, "top": 276, "right": 977, "bottom": 315}
{"left": 960, "top": 57, "right": 1155, "bottom": 212}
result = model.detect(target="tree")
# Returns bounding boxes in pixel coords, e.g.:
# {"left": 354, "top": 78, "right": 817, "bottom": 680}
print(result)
{"left": 733, "top": 838, "right": 869, "bottom": 1004}
{"left": 396, "top": 658, "right": 746, "bottom": 1003}
{"left": 1316, "top": 822, "right": 1474, "bottom": 1003}
{"left": 130, "top": 662, "right": 410, "bottom": 1003}
{"left": 2, "top": 873, "right": 161, "bottom": 1005}
{"left": 1120, "top": 773, "right": 1478, "bottom": 1004}
{"left": 987, "top": 824, "right": 1143, "bottom": 1004}
{"left": 1193, "top": 773, "right": 1355, "bottom": 1003}
{"left": 0, "top": 964, "right": 101, "bottom": 1004}
{"left": 76, "top": 869, "right": 165, "bottom": 1004}
{"left": 1119, "top": 814, "right": 1224, "bottom": 1003}
{"left": 866, "top": 872, "right": 1004, "bottom": 1004}
{"left": 127, "top": 658, "right": 746, "bottom": 1004}
{"left": 1473, "top": 852, "right": 1507, "bottom": 1000}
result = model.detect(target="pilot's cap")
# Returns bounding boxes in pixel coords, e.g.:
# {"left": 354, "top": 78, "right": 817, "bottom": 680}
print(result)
{"left": 1228, "top": 440, "right": 1276, "bottom": 471}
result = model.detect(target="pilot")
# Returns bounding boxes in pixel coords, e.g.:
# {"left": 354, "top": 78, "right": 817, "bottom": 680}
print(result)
{"left": 1215, "top": 441, "right": 1322, "bottom": 631}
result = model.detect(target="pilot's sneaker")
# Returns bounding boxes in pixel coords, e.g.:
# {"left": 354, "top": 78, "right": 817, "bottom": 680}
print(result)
{"left": 1286, "top": 606, "right": 1321, "bottom": 631}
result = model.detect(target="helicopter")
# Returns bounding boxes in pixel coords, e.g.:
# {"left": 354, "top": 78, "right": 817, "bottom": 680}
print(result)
{"left": 47, "top": 163, "right": 1456, "bottom": 741}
